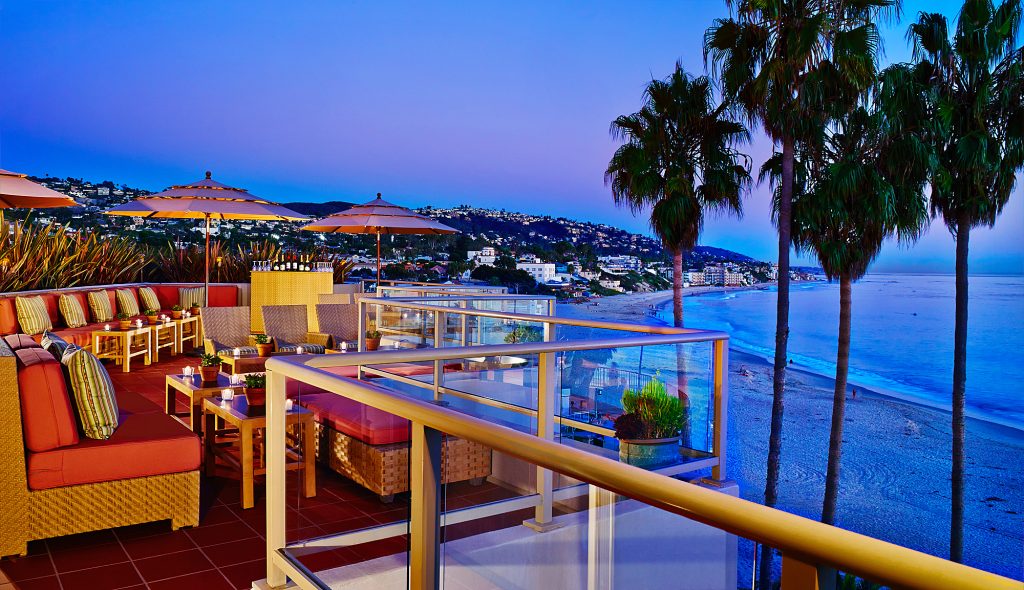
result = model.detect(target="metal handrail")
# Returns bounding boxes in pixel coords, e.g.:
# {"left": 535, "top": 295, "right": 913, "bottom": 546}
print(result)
{"left": 266, "top": 353, "right": 1017, "bottom": 590}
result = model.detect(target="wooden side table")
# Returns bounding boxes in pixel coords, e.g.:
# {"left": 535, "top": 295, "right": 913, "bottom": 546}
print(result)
{"left": 151, "top": 321, "right": 178, "bottom": 362}
{"left": 165, "top": 373, "right": 244, "bottom": 434}
{"left": 91, "top": 327, "right": 152, "bottom": 373}
{"left": 221, "top": 353, "right": 270, "bottom": 375}
{"left": 203, "top": 395, "right": 315, "bottom": 509}
{"left": 175, "top": 316, "right": 201, "bottom": 353}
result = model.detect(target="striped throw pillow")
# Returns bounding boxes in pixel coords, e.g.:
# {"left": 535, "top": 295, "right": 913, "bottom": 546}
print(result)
{"left": 179, "top": 287, "right": 205, "bottom": 309}
{"left": 138, "top": 287, "right": 161, "bottom": 313}
{"left": 58, "top": 294, "right": 88, "bottom": 328}
{"left": 115, "top": 289, "right": 140, "bottom": 316}
{"left": 87, "top": 291, "right": 114, "bottom": 322}
{"left": 61, "top": 344, "right": 119, "bottom": 439}
{"left": 15, "top": 296, "right": 53, "bottom": 335}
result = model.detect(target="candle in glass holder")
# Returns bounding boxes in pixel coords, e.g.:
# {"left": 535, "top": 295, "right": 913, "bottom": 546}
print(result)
{"left": 135, "top": 319, "right": 143, "bottom": 328}
{"left": 233, "top": 347, "right": 241, "bottom": 358}
{"left": 340, "top": 342, "right": 348, "bottom": 352}
{"left": 230, "top": 373, "right": 241, "bottom": 385}
{"left": 296, "top": 346, "right": 305, "bottom": 355}
{"left": 221, "top": 389, "right": 234, "bottom": 401}
{"left": 104, "top": 324, "right": 111, "bottom": 331}
{"left": 285, "top": 399, "right": 294, "bottom": 411}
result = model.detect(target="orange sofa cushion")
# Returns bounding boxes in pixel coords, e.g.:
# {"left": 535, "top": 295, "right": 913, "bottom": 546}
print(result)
{"left": 32, "top": 325, "right": 99, "bottom": 348}
{"left": 15, "top": 347, "right": 79, "bottom": 452}
{"left": 0, "top": 298, "right": 19, "bottom": 335}
{"left": 207, "top": 285, "right": 238, "bottom": 307}
{"left": 300, "top": 392, "right": 410, "bottom": 446}
{"left": 4, "top": 334, "right": 42, "bottom": 350}
{"left": 26, "top": 398, "right": 200, "bottom": 490}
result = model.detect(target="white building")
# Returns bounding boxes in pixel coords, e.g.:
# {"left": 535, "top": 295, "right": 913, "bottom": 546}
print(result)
{"left": 598, "top": 255, "right": 642, "bottom": 272}
{"left": 467, "top": 246, "right": 497, "bottom": 266}
{"left": 703, "top": 265, "right": 725, "bottom": 285}
{"left": 684, "top": 271, "right": 706, "bottom": 286}
{"left": 517, "top": 262, "right": 556, "bottom": 283}
{"left": 599, "top": 279, "right": 624, "bottom": 292}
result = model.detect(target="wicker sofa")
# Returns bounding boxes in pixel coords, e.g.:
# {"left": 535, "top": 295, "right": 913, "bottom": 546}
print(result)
{"left": 289, "top": 370, "right": 491, "bottom": 502}
{"left": 0, "top": 283, "right": 240, "bottom": 348}
{"left": 0, "top": 336, "right": 200, "bottom": 558}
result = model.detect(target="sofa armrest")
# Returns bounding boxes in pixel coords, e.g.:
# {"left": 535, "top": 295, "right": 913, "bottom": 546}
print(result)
{"left": 0, "top": 340, "right": 29, "bottom": 556}
{"left": 305, "top": 332, "right": 331, "bottom": 347}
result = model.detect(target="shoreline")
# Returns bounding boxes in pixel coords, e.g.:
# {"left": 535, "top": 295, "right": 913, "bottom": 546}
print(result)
{"left": 567, "top": 287, "right": 1024, "bottom": 436}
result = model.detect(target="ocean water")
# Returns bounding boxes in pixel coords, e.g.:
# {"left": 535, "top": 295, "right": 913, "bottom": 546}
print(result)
{"left": 660, "top": 274, "right": 1024, "bottom": 430}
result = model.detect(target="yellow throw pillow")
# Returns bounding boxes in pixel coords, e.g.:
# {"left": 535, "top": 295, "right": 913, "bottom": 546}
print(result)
{"left": 115, "top": 289, "right": 140, "bottom": 316}
{"left": 58, "top": 294, "right": 88, "bottom": 328}
{"left": 87, "top": 291, "right": 113, "bottom": 323}
{"left": 138, "top": 287, "right": 161, "bottom": 313}
{"left": 60, "top": 345, "right": 119, "bottom": 439}
{"left": 15, "top": 296, "right": 53, "bottom": 335}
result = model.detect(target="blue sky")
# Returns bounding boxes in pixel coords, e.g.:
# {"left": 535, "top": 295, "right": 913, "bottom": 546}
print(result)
{"left": 0, "top": 1, "right": 1020, "bottom": 273}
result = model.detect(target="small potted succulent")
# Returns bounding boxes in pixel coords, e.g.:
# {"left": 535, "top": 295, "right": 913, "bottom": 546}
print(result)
{"left": 144, "top": 308, "right": 158, "bottom": 325}
{"left": 243, "top": 372, "right": 267, "bottom": 407}
{"left": 116, "top": 312, "right": 132, "bottom": 331}
{"left": 364, "top": 327, "right": 382, "bottom": 351}
{"left": 613, "top": 378, "right": 686, "bottom": 469}
{"left": 254, "top": 334, "right": 273, "bottom": 357}
{"left": 198, "top": 353, "right": 222, "bottom": 383}
{"left": 189, "top": 303, "right": 201, "bottom": 316}
{"left": 171, "top": 304, "right": 184, "bottom": 319}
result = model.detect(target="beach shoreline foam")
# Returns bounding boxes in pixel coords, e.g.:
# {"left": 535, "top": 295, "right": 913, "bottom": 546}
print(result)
{"left": 559, "top": 288, "right": 1024, "bottom": 580}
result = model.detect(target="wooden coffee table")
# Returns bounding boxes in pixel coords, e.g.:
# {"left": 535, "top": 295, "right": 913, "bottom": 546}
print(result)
{"left": 221, "top": 353, "right": 273, "bottom": 375}
{"left": 165, "top": 372, "right": 244, "bottom": 434}
{"left": 91, "top": 327, "right": 152, "bottom": 373}
{"left": 203, "top": 395, "right": 315, "bottom": 509}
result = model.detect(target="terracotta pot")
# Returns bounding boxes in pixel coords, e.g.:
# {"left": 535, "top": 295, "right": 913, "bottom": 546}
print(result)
{"left": 146, "top": 315, "right": 158, "bottom": 325}
{"left": 256, "top": 343, "right": 273, "bottom": 357}
{"left": 171, "top": 310, "right": 183, "bottom": 319}
{"left": 245, "top": 387, "right": 266, "bottom": 407}
{"left": 199, "top": 365, "right": 220, "bottom": 383}
{"left": 617, "top": 437, "right": 680, "bottom": 469}
{"left": 190, "top": 306, "right": 200, "bottom": 316}
{"left": 118, "top": 321, "right": 132, "bottom": 331}
{"left": 365, "top": 338, "right": 381, "bottom": 351}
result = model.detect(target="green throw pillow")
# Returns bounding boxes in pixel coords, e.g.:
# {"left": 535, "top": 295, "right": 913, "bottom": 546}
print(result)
{"left": 61, "top": 344, "right": 119, "bottom": 440}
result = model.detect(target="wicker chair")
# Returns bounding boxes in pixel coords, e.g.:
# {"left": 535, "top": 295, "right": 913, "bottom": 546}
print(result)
{"left": 201, "top": 306, "right": 257, "bottom": 356}
{"left": 261, "top": 305, "right": 330, "bottom": 354}
{"left": 0, "top": 340, "right": 199, "bottom": 557}
{"left": 315, "top": 303, "right": 360, "bottom": 348}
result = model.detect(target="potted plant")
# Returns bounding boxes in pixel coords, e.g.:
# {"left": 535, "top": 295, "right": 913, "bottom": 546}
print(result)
{"left": 504, "top": 325, "right": 543, "bottom": 344}
{"left": 254, "top": 334, "right": 273, "bottom": 357}
{"left": 198, "top": 353, "right": 222, "bottom": 383}
{"left": 171, "top": 304, "right": 183, "bottom": 319}
{"left": 190, "top": 303, "right": 201, "bottom": 316}
{"left": 243, "top": 372, "right": 267, "bottom": 407}
{"left": 613, "top": 378, "right": 685, "bottom": 469}
{"left": 365, "top": 327, "right": 382, "bottom": 351}
{"left": 144, "top": 308, "right": 158, "bottom": 325}
{"left": 116, "top": 312, "right": 132, "bottom": 330}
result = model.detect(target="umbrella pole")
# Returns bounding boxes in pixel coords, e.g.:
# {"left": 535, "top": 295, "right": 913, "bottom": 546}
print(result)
{"left": 204, "top": 214, "right": 211, "bottom": 306}
{"left": 376, "top": 229, "right": 382, "bottom": 289}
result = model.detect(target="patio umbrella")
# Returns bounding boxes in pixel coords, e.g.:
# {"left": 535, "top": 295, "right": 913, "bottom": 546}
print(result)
{"left": 105, "top": 171, "right": 307, "bottom": 305}
{"left": 301, "top": 193, "right": 458, "bottom": 286}
{"left": 0, "top": 169, "right": 79, "bottom": 225}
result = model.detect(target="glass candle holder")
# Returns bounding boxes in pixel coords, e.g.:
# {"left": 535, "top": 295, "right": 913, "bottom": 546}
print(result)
{"left": 104, "top": 324, "right": 111, "bottom": 331}
{"left": 295, "top": 346, "right": 305, "bottom": 355}
{"left": 221, "top": 389, "right": 234, "bottom": 401}
{"left": 233, "top": 347, "right": 241, "bottom": 358}
{"left": 285, "top": 399, "right": 294, "bottom": 411}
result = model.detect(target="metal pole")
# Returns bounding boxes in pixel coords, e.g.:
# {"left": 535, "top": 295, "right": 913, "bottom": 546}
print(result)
{"left": 204, "top": 213, "right": 211, "bottom": 306}
{"left": 376, "top": 229, "right": 382, "bottom": 289}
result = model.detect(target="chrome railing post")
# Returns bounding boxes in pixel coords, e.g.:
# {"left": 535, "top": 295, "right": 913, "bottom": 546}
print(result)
{"left": 265, "top": 369, "right": 288, "bottom": 588}
{"left": 711, "top": 338, "right": 729, "bottom": 481}
{"left": 524, "top": 350, "right": 562, "bottom": 532}
{"left": 409, "top": 422, "right": 443, "bottom": 590}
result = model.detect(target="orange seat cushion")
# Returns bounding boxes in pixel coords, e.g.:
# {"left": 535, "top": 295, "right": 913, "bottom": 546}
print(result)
{"left": 300, "top": 392, "right": 410, "bottom": 446}
{"left": 207, "top": 285, "right": 238, "bottom": 307}
{"left": 15, "top": 347, "right": 79, "bottom": 452}
{"left": 4, "top": 334, "right": 42, "bottom": 350}
{"left": 26, "top": 405, "right": 200, "bottom": 490}
{"left": 44, "top": 324, "right": 103, "bottom": 348}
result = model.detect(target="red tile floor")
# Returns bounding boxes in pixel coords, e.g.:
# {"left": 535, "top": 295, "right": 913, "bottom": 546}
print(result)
{"left": 0, "top": 353, "right": 527, "bottom": 590}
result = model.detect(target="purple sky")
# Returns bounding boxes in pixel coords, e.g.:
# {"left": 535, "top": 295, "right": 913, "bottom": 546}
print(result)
{"left": 1, "top": 1, "right": 1020, "bottom": 273}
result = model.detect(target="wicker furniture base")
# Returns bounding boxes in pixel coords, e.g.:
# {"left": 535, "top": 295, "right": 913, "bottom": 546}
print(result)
{"left": 314, "top": 421, "right": 491, "bottom": 502}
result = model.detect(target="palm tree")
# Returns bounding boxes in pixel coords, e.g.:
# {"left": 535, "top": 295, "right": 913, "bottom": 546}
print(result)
{"left": 905, "top": 0, "right": 1023, "bottom": 562}
{"left": 606, "top": 63, "right": 751, "bottom": 329}
{"left": 765, "top": 94, "right": 932, "bottom": 525}
{"left": 703, "top": 3, "right": 896, "bottom": 585}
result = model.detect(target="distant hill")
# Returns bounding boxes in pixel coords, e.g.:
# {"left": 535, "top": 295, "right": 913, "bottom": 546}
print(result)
{"left": 282, "top": 201, "right": 355, "bottom": 217}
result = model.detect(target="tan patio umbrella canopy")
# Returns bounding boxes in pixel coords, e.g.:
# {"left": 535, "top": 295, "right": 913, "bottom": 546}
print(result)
{"left": 301, "top": 193, "right": 458, "bottom": 285}
{"left": 0, "top": 169, "right": 79, "bottom": 224}
{"left": 105, "top": 171, "right": 307, "bottom": 304}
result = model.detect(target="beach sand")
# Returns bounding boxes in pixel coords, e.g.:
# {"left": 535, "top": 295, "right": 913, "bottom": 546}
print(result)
{"left": 562, "top": 289, "right": 1024, "bottom": 580}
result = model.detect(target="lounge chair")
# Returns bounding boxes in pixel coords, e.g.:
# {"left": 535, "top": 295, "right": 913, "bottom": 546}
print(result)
{"left": 261, "top": 305, "right": 329, "bottom": 354}
{"left": 201, "top": 306, "right": 256, "bottom": 356}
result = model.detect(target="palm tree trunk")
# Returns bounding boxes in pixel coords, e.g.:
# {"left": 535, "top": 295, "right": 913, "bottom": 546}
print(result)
{"left": 951, "top": 215, "right": 969, "bottom": 562}
{"left": 759, "top": 134, "right": 794, "bottom": 590}
{"left": 672, "top": 249, "right": 684, "bottom": 327}
{"left": 822, "top": 273, "right": 852, "bottom": 525}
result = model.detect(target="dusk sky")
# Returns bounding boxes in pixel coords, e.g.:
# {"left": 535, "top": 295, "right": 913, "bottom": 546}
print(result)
{"left": 1, "top": 1, "right": 1020, "bottom": 273}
